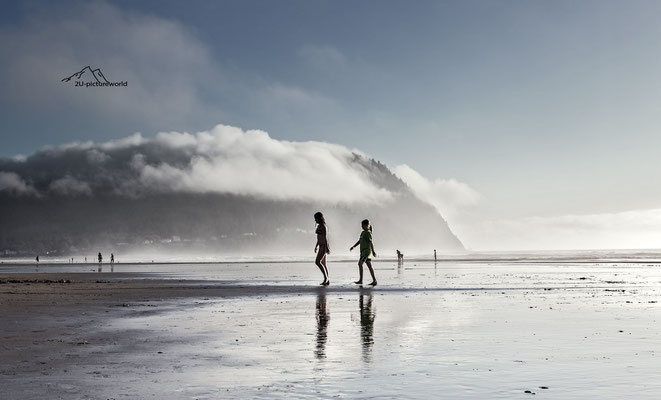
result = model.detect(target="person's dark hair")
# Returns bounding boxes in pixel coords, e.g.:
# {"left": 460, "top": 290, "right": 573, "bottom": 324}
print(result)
{"left": 314, "top": 212, "right": 325, "bottom": 225}
{"left": 361, "top": 219, "right": 373, "bottom": 232}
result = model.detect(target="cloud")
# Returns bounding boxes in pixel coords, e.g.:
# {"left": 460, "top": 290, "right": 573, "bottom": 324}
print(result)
{"left": 0, "top": 1, "right": 339, "bottom": 138}
{"left": 135, "top": 125, "right": 392, "bottom": 203}
{"left": 457, "top": 208, "right": 661, "bottom": 251}
{"left": 86, "top": 149, "right": 111, "bottom": 164}
{"left": 1, "top": 123, "right": 392, "bottom": 205}
{"left": 0, "top": 171, "right": 38, "bottom": 195}
{"left": 49, "top": 175, "right": 92, "bottom": 196}
{"left": 393, "top": 164, "right": 480, "bottom": 223}
{"left": 298, "top": 45, "right": 348, "bottom": 72}
{"left": 100, "top": 133, "right": 145, "bottom": 151}
{"left": 0, "top": 1, "right": 217, "bottom": 129}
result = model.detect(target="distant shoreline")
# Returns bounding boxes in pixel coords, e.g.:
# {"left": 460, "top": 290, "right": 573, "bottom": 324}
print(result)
{"left": 2, "top": 257, "right": 661, "bottom": 267}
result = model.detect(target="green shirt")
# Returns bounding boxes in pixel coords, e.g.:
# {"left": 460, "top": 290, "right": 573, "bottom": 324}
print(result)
{"left": 359, "top": 229, "right": 373, "bottom": 258}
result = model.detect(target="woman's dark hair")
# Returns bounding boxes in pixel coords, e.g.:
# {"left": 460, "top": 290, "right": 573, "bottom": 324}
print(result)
{"left": 314, "top": 212, "right": 325, "bottom": 225}
{"left": 361, "top": 219, "right": 373, "bottom": 232}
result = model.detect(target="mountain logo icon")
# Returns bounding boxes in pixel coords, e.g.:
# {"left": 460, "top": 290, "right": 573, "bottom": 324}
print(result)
{"left": 62, "top": 66, "right": 110, "bottom": 83}
{"left": 61, "top": 66, "right": 127, "bottom": 87}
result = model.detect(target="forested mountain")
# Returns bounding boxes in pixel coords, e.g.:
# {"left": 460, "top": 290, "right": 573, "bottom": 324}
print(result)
{"left": 0, "top": 126, "right": 463, "bottom": 257}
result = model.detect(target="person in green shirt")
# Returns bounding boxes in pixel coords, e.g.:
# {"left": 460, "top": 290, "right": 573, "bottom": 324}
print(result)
{"left": 350, "top": 219, "right": 377, "bottom": 286}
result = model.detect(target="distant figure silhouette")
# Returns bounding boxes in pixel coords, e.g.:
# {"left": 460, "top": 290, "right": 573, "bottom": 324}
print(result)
{"left": 85, "top": 257, "right": 87, "bottom": 263}
{"left": 350, "top": 219, "right": 377, "bottom": 286}
{"left": 98, "top": 252, "right": 102, "bottom": 264}
{"left": 314, "top": 212, "right": 330, "bottom": 286}
{"left": 110, "top": 253, "right": 114, "bottom": 264}
{"left": 35, "top": 256, "right": 39, "bottom": 264}
{"left": 434, "top": 249, "right": 437, "bottom": 262}
{"left": 396, "top": 249, "right": 404, "bottom": 264}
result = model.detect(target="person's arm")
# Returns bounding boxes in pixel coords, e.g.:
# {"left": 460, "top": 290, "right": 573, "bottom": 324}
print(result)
{"left": 315, "top": 237, "right": 319, "bottom": 253}
{"left": 349, "top": 239, "right": 360, "bottom": 251}
{"left": 370, "top": 241, "right": 377, "bottom": 258}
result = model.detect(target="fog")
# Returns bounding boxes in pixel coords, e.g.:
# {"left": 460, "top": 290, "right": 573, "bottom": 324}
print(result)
{"left": 1, "top": 124, "right": 391, "bottom": 204}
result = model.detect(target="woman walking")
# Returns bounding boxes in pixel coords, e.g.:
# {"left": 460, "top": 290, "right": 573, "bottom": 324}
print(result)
{"left": 314, "top": 212, "right": 330, "bottom": 286}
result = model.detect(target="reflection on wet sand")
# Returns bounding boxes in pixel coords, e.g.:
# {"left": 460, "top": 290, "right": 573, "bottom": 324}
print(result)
{"left": 315, "top": 292, "right": 329, "bottom": 359}
{"left": 359, "top": 294, "right": 375, "bottom": 363}
{"left": 5, "top": 260, "right": 661, "bottom": 399}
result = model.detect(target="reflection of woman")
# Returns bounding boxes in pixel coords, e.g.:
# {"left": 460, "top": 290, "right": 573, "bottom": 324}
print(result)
{"left": 315, "top": 293, "right": 329, "bottom": 359}
{"left": 360, "top": 294, "right": 375, "bottom": 362}
{"left": 314, "top": 212, "right": 330, "bottom": 286}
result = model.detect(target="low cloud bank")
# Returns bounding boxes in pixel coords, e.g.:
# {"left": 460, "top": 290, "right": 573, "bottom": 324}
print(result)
{"left": 1, "top": 124, "right": 398, "bottom": 205}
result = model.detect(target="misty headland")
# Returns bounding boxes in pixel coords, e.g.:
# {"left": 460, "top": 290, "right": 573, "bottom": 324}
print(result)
{"left": 0, "top": 124, "right": 462, "bottom": 258}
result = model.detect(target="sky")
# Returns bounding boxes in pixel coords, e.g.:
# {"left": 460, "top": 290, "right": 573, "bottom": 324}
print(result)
{"left": 2, "top": 0, "right": 661, "bottom": 250}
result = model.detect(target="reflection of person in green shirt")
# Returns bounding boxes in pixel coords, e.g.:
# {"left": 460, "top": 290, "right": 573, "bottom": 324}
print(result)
{"left": 350, "top": 219, "right": 377, "bottom": 286}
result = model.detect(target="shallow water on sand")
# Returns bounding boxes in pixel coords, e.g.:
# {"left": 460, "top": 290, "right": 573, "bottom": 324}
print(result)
{"left": 4, "top": 260, "right": 661, "bottom": 398}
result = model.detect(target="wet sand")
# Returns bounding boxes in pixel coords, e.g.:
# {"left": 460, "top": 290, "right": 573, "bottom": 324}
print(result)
{"left": 1, "top": 261, "right": 661, "bottom": 399}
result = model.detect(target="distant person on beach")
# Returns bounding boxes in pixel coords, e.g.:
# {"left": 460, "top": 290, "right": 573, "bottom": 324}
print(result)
{"left": 98, "top": 252, "right": 102, "bottom": 264}
{"left": 35, "top": 256, "right": 39, "bottom": 264}
{"left": 434, "top": 249, "right": 437, "bottom": 262}
{"left": 111, "top": 253, "right": 114, "bottom": 264}
{"left": 314, "top": 212, "right": 330, "bottom": 286}
{"left": 350, "top": 219, "right": 377, "bottom": 286}
{"left": 396, "top": 250, "right": 403, "bottom": 264}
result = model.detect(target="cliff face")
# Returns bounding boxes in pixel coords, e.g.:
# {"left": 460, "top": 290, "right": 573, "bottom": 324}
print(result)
{"left": 0, "top": 128, "right": 463, "bottom": 256}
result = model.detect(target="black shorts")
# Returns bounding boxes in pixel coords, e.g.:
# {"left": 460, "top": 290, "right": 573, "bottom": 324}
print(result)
{"left": 359, "top": 256, "right": 371, "bottom": 263}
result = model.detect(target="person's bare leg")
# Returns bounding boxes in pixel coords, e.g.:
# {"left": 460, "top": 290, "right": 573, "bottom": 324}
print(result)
{"left": 354, "top": 258, "right": 364, "bottom": 284}
{"left": 321, "top": 253, "right": 329, "bottom": 285}
{"left": 316, "top": 251, "right": 329, "bottom": 285}
{"left": 366, "top": 259, "right": 377, "bottom": 286}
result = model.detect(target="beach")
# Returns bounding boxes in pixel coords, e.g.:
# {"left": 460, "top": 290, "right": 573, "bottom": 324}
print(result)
{"left": 1, "top": 259, "right": 660, "bottom": 399}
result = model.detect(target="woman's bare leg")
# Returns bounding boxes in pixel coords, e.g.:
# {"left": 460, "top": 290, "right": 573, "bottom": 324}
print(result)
{"left": 316, "top": 250, "right": 329, "bottom": 284}
{"left": 321, "top": 253, "right": 329, "bottom": 285}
